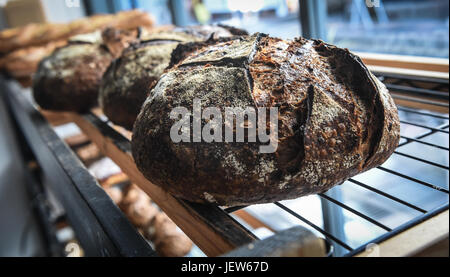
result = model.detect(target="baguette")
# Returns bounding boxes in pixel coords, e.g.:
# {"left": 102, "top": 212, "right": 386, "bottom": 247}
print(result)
{"left": 0, "top": 10, "right": 154, "bottom": 54}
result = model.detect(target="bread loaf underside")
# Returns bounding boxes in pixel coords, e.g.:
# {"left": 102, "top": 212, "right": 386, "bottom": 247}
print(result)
{"left": 132, "top": 34, "right": 400, "bottom": 206}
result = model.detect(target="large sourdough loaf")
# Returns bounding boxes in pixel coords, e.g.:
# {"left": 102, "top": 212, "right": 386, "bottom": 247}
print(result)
{"left": 132, "top": 34, "right": 400, "bottom": 206}
{"left": 99, "top": 25, "right": 247, "bottom": 130}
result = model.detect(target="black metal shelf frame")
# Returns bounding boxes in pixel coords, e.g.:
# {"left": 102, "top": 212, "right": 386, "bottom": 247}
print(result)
{"left": 1, "top": 76, "right": 157, "bottom": 257}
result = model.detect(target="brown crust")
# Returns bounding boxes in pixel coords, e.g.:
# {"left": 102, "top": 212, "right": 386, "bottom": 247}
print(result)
{"left": 32, "top": 28, "right": 139, "bottom": 112}
{"left": 99, "top": 26, "right": 247, "bottom": 130}
{"left": 0, "top": 10, "right": 154, "bottom": 54}
{"left": 102, "top": 28, "right": 140, "bottom": 58}
{"left": 131, "top": 33, "right": 400, "bottom": 206}
{"left": 167, "top": 36, "right": 240, "bottom": 70}
{"left": 100, "top": 40, "right": 180, "bottom": 129}
{"left": 33, "top": 43, "right": 113, "bottom": 112}
{"left": 1, "top": 10, "right": 153, "bottom": 86}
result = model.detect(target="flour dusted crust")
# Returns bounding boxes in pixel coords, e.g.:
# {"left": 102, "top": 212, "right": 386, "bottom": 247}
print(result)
{"left": 132, "top": 33, "right": 400, "bottom": 206}
{"left": 33, "top": 28, "right": 139, "bottom": 112}
{"left": 99, "top": 25, "right": 248, "bottom": 130}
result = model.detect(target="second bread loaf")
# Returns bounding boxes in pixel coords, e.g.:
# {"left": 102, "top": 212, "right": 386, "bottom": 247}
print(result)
{"left": 99, "top": 25, "right": 247, "bottom": 130}
{"left": 33, "top": 28, "right": 139, "bottom": 112}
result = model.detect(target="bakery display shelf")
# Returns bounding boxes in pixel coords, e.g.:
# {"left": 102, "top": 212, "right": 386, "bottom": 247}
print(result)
{"left": 0, "top": 76, "right": 157, "bottom": 257}
{"left": 1, "top": 76, "right": 256, "bottom": 257}
{"left": 1, "top": 69, "right": 448, "bottom": 257}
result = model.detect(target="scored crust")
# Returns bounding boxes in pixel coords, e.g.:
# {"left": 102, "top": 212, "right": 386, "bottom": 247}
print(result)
{"left": 99, "top": 25, "right": 248, "bottom": 130}
{"left": 32, "top": 28, "right": 139, "bottom": 112}
{"left": 132, "top": 34, "right": 400, "bottom": 206}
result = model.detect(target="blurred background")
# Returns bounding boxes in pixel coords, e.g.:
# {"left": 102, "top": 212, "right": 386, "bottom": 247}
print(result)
{"left": 0, "top": 0, "right": 448, "bottom": 58}
{"left": 0, "top": 0, "right": 448, "bottom": 257}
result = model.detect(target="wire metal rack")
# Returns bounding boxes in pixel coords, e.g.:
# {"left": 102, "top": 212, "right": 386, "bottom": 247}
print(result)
{"left": 2, "top": 71, "right": 448, "bottom": 257}
{"left": 222, "top": 72, "right": 449, "bottom": 256}
{"left": 379, "top": 73, "right": 449, "bottom": 110}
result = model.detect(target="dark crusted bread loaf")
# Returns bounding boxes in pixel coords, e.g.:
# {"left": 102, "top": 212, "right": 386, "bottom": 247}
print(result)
{"left": 99, "top": 25, "right": 248, "bottom": 130}
{"left": 32, "top": 28, "right": 139, "bottom": 112}
{"left": 132, "top": 33, "right": 400, "bottom": 206}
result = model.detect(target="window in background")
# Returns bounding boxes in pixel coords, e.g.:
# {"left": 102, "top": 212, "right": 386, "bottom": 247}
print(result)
{"left": 325, "top": 0, "right": 449, "bottom": 58}
{"left": 187, "top": 0, "right": 449, "bottom": 58}
{"left": 84, "top": 0, "right": 173, "bottom": 25}
{"left": 83, "top": 1, "right": 449, "bottom": 58}
{"left": 191, "top": 0, "right": 301, "bottom": 39}
{"left": 134, "top": 0, "right": 172, "bottom": 25}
